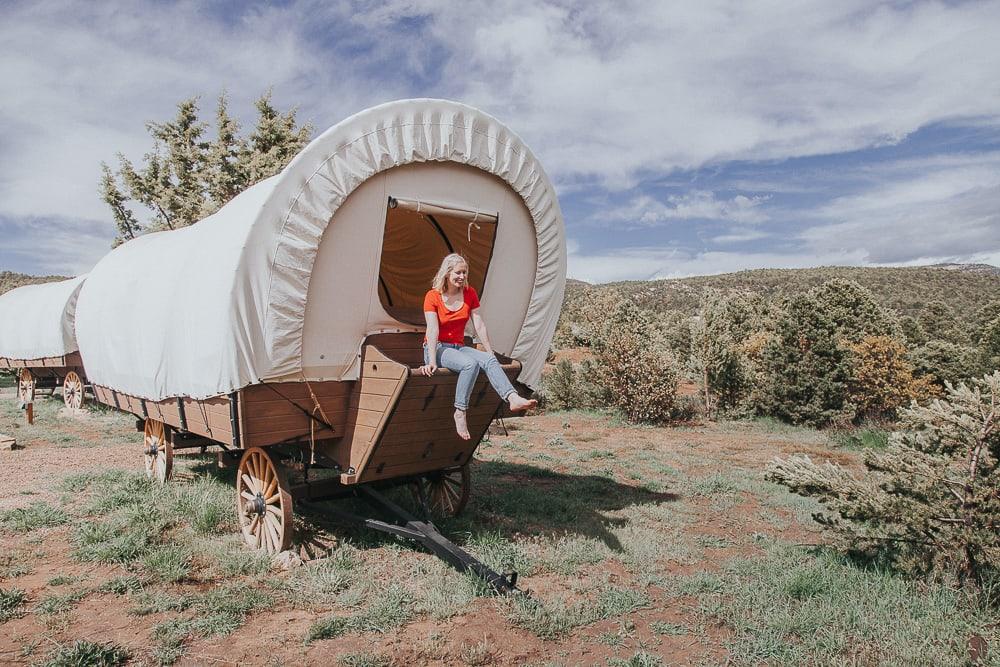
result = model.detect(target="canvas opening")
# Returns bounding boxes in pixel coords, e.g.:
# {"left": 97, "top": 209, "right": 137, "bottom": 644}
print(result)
{"left": 377, "top": 197, "right": 499, "bottom": 325}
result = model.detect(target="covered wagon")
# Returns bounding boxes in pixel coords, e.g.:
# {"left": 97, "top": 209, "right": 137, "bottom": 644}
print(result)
{"left": 0, "top": 276, "right": 89, "bottom": 410}
{"left": 75, "top": 99, "right": 565, "bottom": 586}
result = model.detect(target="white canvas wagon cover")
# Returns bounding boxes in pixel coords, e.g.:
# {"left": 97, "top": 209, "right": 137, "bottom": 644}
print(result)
{"left": 76, "top": 99, "right": 566, "bottom": 400}
{"left": 0, "top": 275, "right": 87, "bottom": 360}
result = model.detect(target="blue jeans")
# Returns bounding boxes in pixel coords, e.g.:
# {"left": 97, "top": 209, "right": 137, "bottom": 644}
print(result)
{"left": 424, "top": 343, "right": 516, "bottom": 410}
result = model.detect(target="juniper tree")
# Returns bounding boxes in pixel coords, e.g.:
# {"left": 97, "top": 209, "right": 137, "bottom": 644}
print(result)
{"left": 99, "top": 92, "right": 312, "bottom": 243}
{"left": 918, "top": 300, "right": 969, "bottom": 345}
{"left": 980, "top": 316, "right": 1000, "bottom": 373}
{"left": 760, "top": 293, "right": 852, "bottom": 426}
{"left": 689, "top": 290, "right": 772, "bottom": 416}
{"left": 767, "top": 372, "right": 1000, "bottom": 589}
{"left": 971, "top": 301, "right": 1000, "bottom": 346}
{"left": 910, "top": 340, "right": 982, "bottom": 388}
{"left": 809, "top": 279, "right": 902, "bottom": 343}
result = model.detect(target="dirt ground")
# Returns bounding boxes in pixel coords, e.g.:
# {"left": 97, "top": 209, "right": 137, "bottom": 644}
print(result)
{"left": 0, "top": 386, "right": 855, "bottom": 666}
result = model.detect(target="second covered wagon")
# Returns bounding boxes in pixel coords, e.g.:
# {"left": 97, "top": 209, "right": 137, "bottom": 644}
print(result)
{"left": 75, "top": 99, "right": 566, "bottom": 576}
{"left": 0, "top": 275, "right": 89, "bottom": 411}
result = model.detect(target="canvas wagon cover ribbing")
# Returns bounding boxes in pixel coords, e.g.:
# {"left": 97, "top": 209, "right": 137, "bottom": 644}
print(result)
{"left": 0, "top": 275, "right": 87, "bottom": 360}
{"left": 75, "top": 99, "right": 566, "bottom": 400}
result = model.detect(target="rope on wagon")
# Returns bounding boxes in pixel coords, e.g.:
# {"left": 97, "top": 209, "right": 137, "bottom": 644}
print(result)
{"left": 260, "top": 382, "right": 337, "bottom": 458}
{"left": 303, "top": 379, "right": 334, "bottom": 466}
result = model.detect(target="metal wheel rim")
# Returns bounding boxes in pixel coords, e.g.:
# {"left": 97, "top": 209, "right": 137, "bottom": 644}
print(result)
{"left": 236, "top": 447, "right": 293, "bottom": 554}
{"left": 143, "top": 419, "right": 173, "bottom": 483}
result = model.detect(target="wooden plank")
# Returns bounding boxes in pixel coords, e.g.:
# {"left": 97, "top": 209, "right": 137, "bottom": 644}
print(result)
{"left": 242, "top": 426, "right": 336, "bottom": 448}
{"left": 359, "top": 453, "right": 473, "bottom": 482}
{"left": 241, "top": 381, "right": 354, "bottom": 404}
{"left": 353, "top": 393, "right": 392, "bottom": 413}
{"left": 347, "top": 346, "right": 409, "bottom": 474}
{"left": 236, "top": 395, "right": 350, "bottom": 418}
{"left": 384, "top": 402, "right": 498, "bottom": 425}
{"left": 242, "top": 411, "right": 349, "bottom": 436}
{"left": 359, "top": 377, "right": 405, "bottom": 396}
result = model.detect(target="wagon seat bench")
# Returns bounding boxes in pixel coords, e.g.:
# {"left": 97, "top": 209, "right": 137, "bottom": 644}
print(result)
{"left": 90, "top": 332, "right": 525, "bottom": 593}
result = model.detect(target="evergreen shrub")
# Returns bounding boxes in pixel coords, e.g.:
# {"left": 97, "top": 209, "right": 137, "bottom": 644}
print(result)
{"left": 767, "top": 372, "right": 1000, "bottom": 589}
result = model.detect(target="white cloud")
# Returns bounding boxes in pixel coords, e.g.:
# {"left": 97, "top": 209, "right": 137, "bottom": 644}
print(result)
{"left": 567, "top": 245, "right": 871, "bottom": 284}
{"left": 613, "top": 191, "right": 770, "bottom": 225}
{"left": 800, "top": 152, "right": 1000, "bottom": 263}
{"left": 3, "top": 1, "right": 1000, "bottom": 275}
{"left": 413, "top": 0, "right": 1000, "bottom": 181}
{"left": 0, "top": 216, "right": 113, "bottom": 276}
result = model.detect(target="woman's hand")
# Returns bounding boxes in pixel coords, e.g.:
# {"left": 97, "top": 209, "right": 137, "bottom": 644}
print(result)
{"left": 419, "top": 362, "right": 438, "bottom": 376}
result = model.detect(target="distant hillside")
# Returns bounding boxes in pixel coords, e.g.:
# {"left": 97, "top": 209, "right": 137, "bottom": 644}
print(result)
{"left": 0, "top": 271, "right": 70, "bottom": 296}
{"left": 567, "top": 264, "right": 1000, "bottom": 324}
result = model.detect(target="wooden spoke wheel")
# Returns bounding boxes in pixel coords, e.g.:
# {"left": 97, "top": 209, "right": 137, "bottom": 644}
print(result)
{"left": 143, "top": 419, "right": 173, "bottom": 483}
{"left": 413, "top": 464, "right": 471, "bottom": 519}
{"left": 17, "top": 368, "right": 35, "bottom": 406}
{"left": 63, "top": 371, "right": 84, "bottom": 410}
{"left": 236, "top": 447, "right": 293, "bottom": 554}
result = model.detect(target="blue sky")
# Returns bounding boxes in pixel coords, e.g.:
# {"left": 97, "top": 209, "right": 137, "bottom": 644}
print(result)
{"left": 2, "top": 0, "right": 1000, "bottom": 282}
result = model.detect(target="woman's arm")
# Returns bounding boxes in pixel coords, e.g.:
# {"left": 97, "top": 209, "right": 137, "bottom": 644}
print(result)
{"left": 421, "top": 311, "right": 440, "bottom": 376}
{"left": 470, "top": 309, "right": 494, "bottom": 356}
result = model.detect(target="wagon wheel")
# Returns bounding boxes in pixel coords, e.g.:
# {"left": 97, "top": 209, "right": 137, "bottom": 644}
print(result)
{"left": 236, "top": 447, "right": 293, "bottom": 554}
{"left": 412, "top": 464, "right": 471, "bottom": 519}
{"left": 63, "top": 371, "right": 84, "bottom": 410}
{"left": 17, "top": 368, "right": 35, "bottom": 406}
{"left": 143, "top": 419, "right": 173, "bottom": 483}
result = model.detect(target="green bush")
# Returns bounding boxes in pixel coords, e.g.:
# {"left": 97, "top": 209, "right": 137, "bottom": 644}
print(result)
{"left": 909, "top": 340, "right": 981, "bottom": 388}
{"left": 760, "top": 294, "right": 852, "bottom": 426}
{"left": 592, "top": 300, "right": 680, "bottom": 424}
{"left": 768, "top": 372, "right": 1000, "bottom": 588}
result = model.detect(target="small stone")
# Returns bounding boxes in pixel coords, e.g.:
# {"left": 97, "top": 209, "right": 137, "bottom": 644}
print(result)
{"left": 0, "top": 434, "right": 21, "bottom": 450}
{"left": 271, "top": 550, "right": 304, "bottom": 570}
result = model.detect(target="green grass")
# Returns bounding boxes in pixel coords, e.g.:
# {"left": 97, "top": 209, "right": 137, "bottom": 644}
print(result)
{"left": 141, "top": 545, "right": 191, "bottom": 583}
{"left": 829, "top": 427, "right": 891, "bottom": 450}
{"left": 607, "top": 652, "right": 665, "bottom": 667}
{"left": 338, "top": 652, "right": 390, "bottom": 667}
{"left": 97, "top": 575, "right": 143, "bottom": 595}
{"left": 0, "top": 502, "right": 69, "bottom": 532}
{"left": 305, "top": 583, "right": 415, "bottom": 643}
{"left": 41, "top": 640, "right": 129, "bottom": 667}
{"left": 650, "top": 621, "right": 687, "bottom": 635}
{"left": 0, "top": 587, "right": 27, "bottom": 622}
{"left": 703, "top": 542, "right": 999, "bottom": 666}
{"left": 278, "top": 546, "right": 357, "bottom": 608}
{"left": 505, "top": 585, "right": 649, "bottom": 639}
{"left": 34, "top": 589, "right": 87, "bottom": 615}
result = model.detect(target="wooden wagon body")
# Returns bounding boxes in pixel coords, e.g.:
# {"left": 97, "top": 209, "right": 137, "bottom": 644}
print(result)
{"left": 91, "top": 334, "right": 518, "bottom": 484}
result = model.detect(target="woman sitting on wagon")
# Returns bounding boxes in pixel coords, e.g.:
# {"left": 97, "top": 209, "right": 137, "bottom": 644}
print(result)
{"left": 419, "top": 253, "right": 537, "bottom": 439}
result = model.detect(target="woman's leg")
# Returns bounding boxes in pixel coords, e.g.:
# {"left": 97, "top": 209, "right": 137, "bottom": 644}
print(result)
{"left": 459, "top": 347, "right": 537, "bottom": 412}
{"left": 435, "top": 346, "right": 480, "bottom": 439}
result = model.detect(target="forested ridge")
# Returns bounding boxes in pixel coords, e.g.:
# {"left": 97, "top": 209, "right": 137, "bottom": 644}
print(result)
{"left": 568, "top": 263, "right": 1000, "bottom": 328}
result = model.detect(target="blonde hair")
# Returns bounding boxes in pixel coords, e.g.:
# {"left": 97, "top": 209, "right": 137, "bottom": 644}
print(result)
{"left": 431, "top": 253, "right": 469, "bottom": 293}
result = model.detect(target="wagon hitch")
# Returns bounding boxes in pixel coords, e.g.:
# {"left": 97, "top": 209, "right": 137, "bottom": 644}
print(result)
{"left": 307, "top": 484, "right": 521, "bottom": 595}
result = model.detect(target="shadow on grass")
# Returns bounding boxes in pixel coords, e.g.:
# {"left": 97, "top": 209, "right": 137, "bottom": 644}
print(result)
{"left": 183, "top": 455, "right": 679, "bottom": 556}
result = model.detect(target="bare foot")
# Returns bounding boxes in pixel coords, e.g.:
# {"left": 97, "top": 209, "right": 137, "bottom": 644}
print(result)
{"left": 454, "top": 409, "right": 471, "bottom": 440}
{"left": 507, "top": 393, "right": 538, "bottom": 413}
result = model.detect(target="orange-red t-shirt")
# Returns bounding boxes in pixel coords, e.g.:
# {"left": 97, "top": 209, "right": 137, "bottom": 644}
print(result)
{"left": 423, "top": 287, "right": 481, "bottom": 344}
